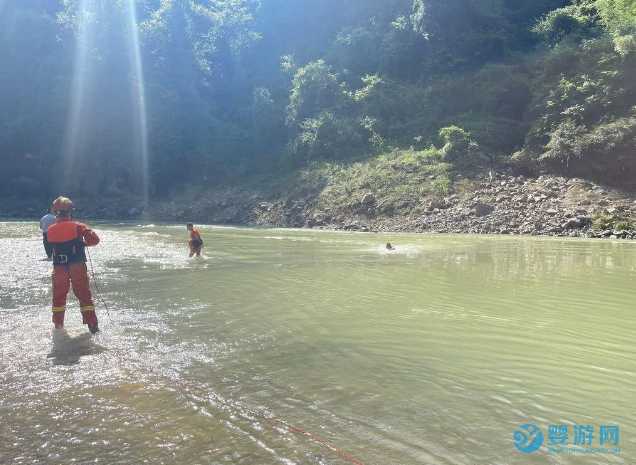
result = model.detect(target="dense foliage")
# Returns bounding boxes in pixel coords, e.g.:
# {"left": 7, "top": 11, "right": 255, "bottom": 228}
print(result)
{"left": 1, "top": 0, "right": 636, "bottom": 199}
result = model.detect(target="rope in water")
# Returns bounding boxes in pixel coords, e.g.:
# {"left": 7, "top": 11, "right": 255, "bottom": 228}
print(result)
{"left": 85, "top": 247, "right": 365, "bottom": 465}
{"left": 145, "top": 366, "right": 366, "bottom": 465}
{"left": 86, "top": 248, "right": 115, "bottom": 326}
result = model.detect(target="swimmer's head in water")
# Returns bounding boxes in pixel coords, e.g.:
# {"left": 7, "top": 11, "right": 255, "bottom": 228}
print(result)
{"left": 386, "top": 243, "right": 395, "bottom": 250}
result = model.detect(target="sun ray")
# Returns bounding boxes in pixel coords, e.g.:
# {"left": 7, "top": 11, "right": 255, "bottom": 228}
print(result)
{"left": 126, "top": 0, "right": 149, "bottom": 204}
{"left": 61, "top": 0, "right": 94, "bottom": 193}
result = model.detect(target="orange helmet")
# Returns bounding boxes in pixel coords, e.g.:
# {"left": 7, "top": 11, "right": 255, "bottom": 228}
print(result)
{"left": 52, "top": 196, "right": 74, "bottom": 212}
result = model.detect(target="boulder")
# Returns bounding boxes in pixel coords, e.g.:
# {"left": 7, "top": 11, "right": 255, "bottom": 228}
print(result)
{"left": 362, "top": 193, "right": 376, "bottom": 206}
{"left": 478, "top": 153, "right": 491, "bottom": 163}
{"left": 562, "top": 219, "right": 582, "bottom": 229}
{"left": 474, "top": 203, "right": 495, "bottom": 217}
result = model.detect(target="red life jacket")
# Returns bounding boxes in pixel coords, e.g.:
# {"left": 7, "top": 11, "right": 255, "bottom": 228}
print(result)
{"left": 190, "top": 229, "right": 203, "bottom": 247}
{"left": 47, "top": 221, "right": 86, "bottom": 265}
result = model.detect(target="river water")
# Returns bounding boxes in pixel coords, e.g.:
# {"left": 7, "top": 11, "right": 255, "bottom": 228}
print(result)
{"left": 0, "top": 221, "right": 634, "bottom": 464}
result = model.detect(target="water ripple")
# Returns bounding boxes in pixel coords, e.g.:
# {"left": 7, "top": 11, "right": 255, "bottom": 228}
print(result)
{"left": 1, "top": 222, "right": 635, "bottom": 464}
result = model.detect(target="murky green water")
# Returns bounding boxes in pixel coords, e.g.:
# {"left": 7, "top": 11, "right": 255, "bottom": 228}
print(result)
{"left": 1, "top": 221, "right": 635, "bottom": 464}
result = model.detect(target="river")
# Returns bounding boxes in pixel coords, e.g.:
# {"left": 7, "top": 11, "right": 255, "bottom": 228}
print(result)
{"left": 0, "top": 221, "right": 634, "bottom": 464}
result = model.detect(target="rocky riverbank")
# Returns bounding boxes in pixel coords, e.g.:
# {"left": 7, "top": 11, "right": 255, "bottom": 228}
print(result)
{"left": 5, "top": 171, "right": 636, "bottom": 240}
{"left": 251, "top": 172, "right": 636, "bottom": 239}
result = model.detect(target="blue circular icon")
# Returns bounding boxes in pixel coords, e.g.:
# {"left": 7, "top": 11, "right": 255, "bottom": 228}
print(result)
{"left": 514, "top": 424, "right": 544, "bottom": 453}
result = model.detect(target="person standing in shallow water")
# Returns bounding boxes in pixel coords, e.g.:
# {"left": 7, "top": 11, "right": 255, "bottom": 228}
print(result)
{"left": 187, "top": 223, "right": 203, "bottom": 257}
{"left": 47, "top": 196, "right": 101, "bottom": 334}
{"left": 40, "top": 209, "right": 57, "bottom": 259}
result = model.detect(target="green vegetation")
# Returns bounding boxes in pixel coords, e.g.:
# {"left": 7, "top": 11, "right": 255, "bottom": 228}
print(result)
{"left": 293, "top": 131, "right": 478, "bottom": 215}
{"left": 315, "top": 149, "right": 452, "bottom": 213}
{"left": 1, "top": 0, "right": 636, "bottom": 200}
{"left": 592, "top": 212, "right": 635, "bottom": 231}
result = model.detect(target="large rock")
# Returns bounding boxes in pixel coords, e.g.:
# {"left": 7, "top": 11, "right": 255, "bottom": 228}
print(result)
{"left": 428, "top": 199, "right": 444, "bottom": 210}
{"left": 477, "top": 153, "right": 491, "bottom": 163}
{"left": 362, "top": 193, "right": 376, "bottom": 206}
{"left": 474, "top": 203, "right": 495, "bottom": 217}
{"left": 607, "top": 206, "right": 627, "bottom": 214}
{"left": 562, "top": 218, "right": 583, "bottom": 229}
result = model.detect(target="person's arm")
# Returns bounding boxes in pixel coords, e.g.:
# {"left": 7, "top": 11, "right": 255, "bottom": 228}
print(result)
{"left": 77, "top": 223, "right": 100, "bottom": 246}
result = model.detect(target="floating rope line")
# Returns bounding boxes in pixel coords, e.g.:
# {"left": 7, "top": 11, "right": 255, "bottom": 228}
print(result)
{"left": 141, "top": 363, "right": 366, "bottom": 465}
{"left": 86, "top": 248, "right": 365, "bottom": 465}
{"left": 86, "top": 248, "right": 115, "bottom": 326}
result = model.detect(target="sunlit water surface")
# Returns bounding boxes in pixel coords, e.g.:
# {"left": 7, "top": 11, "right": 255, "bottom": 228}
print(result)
{"left": 1, "top": 222, "right": 635, "bottom": 464}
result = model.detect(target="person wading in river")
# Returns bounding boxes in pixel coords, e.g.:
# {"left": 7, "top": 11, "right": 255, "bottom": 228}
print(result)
{"left": 47, "top": 196, "right": 101, "bottom": 334}
{"left": 187, "top": 223, "right": 203, "bottom": 257}
{"left": 39, "top": 209, "right": 57, "bottom": 259}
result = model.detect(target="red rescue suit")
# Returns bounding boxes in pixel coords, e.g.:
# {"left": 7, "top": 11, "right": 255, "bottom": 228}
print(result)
{"left": 189, "top": 229, "right": 203, "bottom": 253}
{"left": 47, "top": 218, "right": 100, "bottom": 329}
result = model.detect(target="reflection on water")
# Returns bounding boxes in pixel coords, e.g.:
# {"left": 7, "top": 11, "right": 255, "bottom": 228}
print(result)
{"left": 0, "top": 222, "right": 635, "bottom": 465}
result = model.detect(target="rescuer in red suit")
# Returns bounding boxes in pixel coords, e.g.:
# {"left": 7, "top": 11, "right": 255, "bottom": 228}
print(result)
{"left": 47, "top": 196, "right": 100, "bottom": 334}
